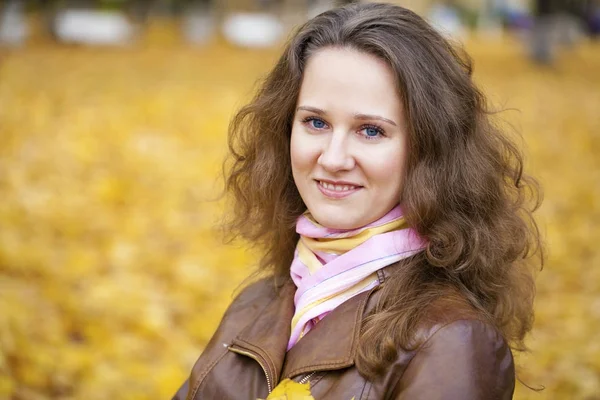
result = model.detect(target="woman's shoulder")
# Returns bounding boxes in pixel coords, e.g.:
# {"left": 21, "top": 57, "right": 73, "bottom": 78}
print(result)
{"left": 223, "top": 274, "right": 294, "bottom": 318}
{"left": 224, "top": 275, "right": 279, "bottom": 311}
{"left": 412, "top": 307, "right": 512, "bottom": 375}
{"left": 388, "top": 293, "right": 515, "bottom": 398}
{"left": 412, "top": 292, "right": 504, "bottom": 347}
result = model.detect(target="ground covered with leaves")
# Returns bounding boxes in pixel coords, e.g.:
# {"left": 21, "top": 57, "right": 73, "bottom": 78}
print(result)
{"left": 0, "top": 25, "right": 598, "bottom": 399}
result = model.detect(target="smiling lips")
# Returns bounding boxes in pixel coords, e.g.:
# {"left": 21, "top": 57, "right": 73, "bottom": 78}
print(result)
{"left": 316, "top": 180, "right": 362, "bottom": 199}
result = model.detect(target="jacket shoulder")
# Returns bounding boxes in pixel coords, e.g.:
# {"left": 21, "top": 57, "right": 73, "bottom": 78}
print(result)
{"left": 224, "top": 276, "right": 281, "bottom": 315}
{"left": 390, "top": 296, "right": 515, "bottom": 399}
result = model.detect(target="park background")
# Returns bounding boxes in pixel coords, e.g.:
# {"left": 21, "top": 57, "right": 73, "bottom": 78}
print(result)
{"left": 0, "top": 0, "right": 599, "bottom": 399}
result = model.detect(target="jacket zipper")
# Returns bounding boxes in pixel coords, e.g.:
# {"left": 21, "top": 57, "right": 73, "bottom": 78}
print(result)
{"left": 227, "top": 345, "right": 273, "bottom": 393}
{"left": 299, "top": 371, "right": 316, "bottom": 384}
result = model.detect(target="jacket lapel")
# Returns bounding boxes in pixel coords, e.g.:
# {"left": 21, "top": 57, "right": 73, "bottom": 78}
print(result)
{"left": 233, "top": 272, "right": 385, "bottom": 384}
{"left": 281, "top": 287, "right": 376, "bottom": 379}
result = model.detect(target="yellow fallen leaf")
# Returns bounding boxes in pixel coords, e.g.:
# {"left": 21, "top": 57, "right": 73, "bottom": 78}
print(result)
{"left": 261, "top": 378, "right": 314, "bottom": 400}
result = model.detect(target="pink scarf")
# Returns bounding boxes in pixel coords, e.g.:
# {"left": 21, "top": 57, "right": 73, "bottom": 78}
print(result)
{"left": 288, "top": 205, "right": 427, "bottom": 350}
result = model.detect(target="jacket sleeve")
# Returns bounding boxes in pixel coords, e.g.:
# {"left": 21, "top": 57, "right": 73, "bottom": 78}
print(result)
{"left": 171, "top": 379, "right": 189, "bottom": 400}
{"left": 394, "top": 319, "right": 515, "bottom": 400}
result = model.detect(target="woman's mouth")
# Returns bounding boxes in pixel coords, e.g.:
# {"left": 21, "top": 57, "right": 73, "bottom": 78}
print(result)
{"left": 316, "top": 180, "right": 362, "bottom": 199}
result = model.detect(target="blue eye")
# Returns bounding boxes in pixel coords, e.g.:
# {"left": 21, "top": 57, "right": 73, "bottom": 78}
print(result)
{"left": 302, "top": 117, "right": 328, "bottom": 130}
{"left": 311, "top": 119, "right": 326, "bottom": 129}
{"left": 361, "top": 125, "right": 384, "bottom": 139}
{"left": 365, "top": 127, "right": 379, "bottom": 137}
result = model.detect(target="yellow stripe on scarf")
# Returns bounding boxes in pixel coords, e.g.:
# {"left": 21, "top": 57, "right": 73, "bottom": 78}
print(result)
{"left": 300, "top": 217, "right": 407, "bottom": 256}
{"left": 293, "top": 272, "right": 378, "bottom": 338}
{"left": 297, "top": 239, "right": 323, "bottom": 274}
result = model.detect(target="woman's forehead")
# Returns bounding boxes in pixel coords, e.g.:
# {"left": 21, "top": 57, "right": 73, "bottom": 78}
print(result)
{"left": 298, "top": 48, "right": 403, "bottom": 120}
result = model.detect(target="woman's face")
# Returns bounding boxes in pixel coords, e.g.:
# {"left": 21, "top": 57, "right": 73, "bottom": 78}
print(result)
{"left": 291, "top": 47, "right": 408, "bottom": 230}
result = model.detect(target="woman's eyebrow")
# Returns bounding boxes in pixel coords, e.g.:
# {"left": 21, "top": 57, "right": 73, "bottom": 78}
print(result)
{"left": 296, "top": 105, "right": 326, "bottom": 115}
{"left": 354, "top": 113, "right": 397, "bottom": 127}
{"left": 297, "top": 106, "right": 397, "bottom": 127}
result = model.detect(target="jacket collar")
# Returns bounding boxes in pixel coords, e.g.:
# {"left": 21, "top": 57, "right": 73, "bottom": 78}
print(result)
{"left": 233, "top": 269, "right": 389, "bottom": 382}
{"left": 281, "top": 286, "right": 376, "bottom": 379}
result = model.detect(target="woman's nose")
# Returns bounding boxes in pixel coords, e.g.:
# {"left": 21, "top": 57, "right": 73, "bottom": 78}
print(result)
{"left": 317, "top": 133, "right": 355, "bottom": 172}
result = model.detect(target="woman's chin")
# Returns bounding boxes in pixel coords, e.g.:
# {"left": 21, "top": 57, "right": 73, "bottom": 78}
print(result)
{"left": 309, "top": 211, "right": 363, "bottom": 230}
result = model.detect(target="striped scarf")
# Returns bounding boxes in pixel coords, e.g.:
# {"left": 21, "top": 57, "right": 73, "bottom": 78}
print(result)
{"left": 288, "top": 205, "right": 427, "bottom": 350}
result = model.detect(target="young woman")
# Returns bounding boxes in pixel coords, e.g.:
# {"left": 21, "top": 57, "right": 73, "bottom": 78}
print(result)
{"left": 172, "top": 3, "right": 542, "bottom": 399}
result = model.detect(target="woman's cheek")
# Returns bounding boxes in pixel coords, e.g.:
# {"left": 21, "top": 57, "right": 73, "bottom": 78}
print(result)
{"left": 291, "top": 131, "right": 318, "bottom": 170}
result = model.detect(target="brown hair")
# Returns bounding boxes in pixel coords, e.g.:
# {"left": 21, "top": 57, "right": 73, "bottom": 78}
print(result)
{"left": 223, "top": 2, "right": 543, "bottom": 380}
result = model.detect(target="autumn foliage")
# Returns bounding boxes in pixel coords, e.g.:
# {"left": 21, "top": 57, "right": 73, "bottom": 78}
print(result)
{"left": 0, "top": 24, "right": 599, "bottom": 399}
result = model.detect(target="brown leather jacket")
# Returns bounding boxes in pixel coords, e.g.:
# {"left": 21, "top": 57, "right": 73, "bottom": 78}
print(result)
{"left": 172, "top": 269, "right": 515, "bottom": 400}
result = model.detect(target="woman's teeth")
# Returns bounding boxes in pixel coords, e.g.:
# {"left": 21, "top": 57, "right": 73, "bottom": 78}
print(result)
{"left": 319, "top": 181, "right": 357, "bottom": 192}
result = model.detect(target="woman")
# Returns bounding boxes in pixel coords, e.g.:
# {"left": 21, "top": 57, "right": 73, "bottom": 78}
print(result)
{"left": 173, "top": 3, "right": 542, "bottom": 399}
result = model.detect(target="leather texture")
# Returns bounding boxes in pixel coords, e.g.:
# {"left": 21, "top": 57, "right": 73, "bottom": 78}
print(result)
{"left": 172, "top": 269, "right": 515, "bottom": 400}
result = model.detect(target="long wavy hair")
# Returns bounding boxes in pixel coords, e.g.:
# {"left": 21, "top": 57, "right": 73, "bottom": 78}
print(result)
{"left": 223, "top": 2, "right": 543, "bottom": 380}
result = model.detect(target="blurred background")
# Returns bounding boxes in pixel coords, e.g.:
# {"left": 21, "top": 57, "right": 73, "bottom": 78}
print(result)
{"left": 0, "top": 0, "right": 598, "bottom": 399}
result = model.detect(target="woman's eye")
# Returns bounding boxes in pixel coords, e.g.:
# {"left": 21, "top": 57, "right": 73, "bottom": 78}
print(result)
{"left": 310, "top": 119, "right": 326, "bottom": 129}
{"left": 302, "top": 117, "right": 328, "bottom": 130}
{"left": 360, "top": 125, "right": 384, "bottom": 139}
{"left": 365, "top": 127, "right": 379, "bottom": 137}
